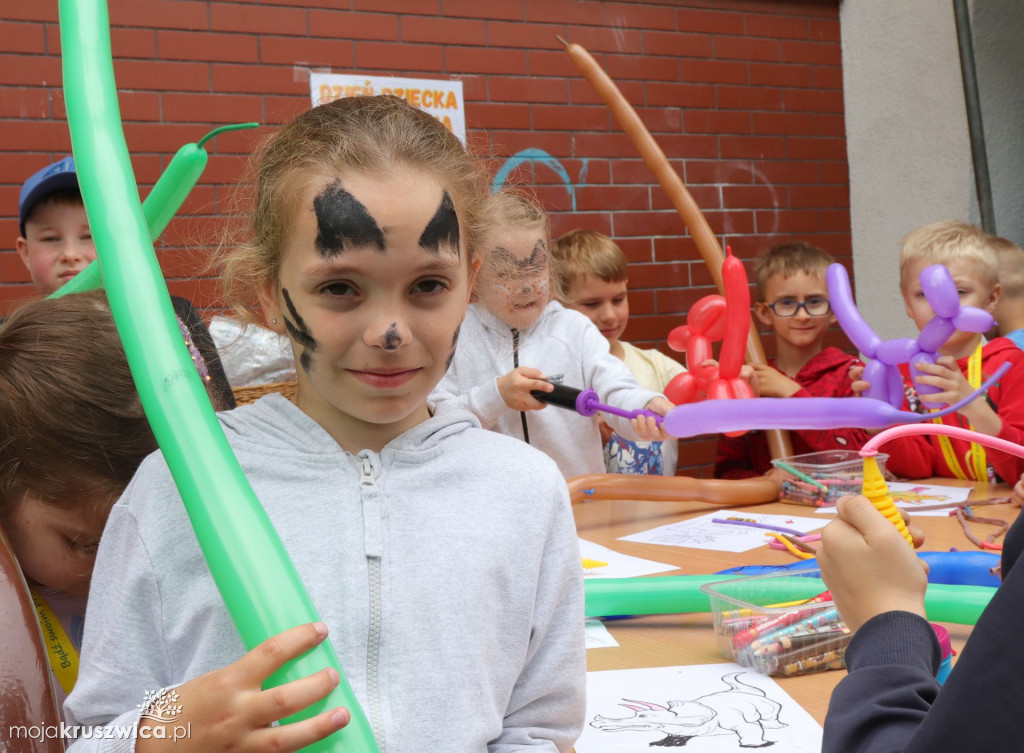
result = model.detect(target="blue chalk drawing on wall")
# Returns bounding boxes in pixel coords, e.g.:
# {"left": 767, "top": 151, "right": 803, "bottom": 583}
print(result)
{"left": 491, "top": 148, "right": 588, "bottom": 211}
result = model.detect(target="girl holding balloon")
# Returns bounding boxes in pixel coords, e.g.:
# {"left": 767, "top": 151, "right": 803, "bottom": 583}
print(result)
{"left": 429, "top": 189, "right": 673, "bottom": 479}
{"left": 64, "top": 95, "right": 585, "bottom": 753}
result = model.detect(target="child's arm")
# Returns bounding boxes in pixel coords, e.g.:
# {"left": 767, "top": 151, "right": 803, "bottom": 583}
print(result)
{"left": 65, "top": 504, "right": 347, "bottom": 753}
{"left": 914, "top": 353, "right": 1024, "bottom": 482}
{"left": 820, "top": 498, "right": 1024, "bottom": 752}
{"left": 497, "top": 366, "right": 555, "bottom": 411}
{"left": 430, "top": 353, "right": 549, "bottom": 428}
{"left": 491, "top": 476, "right": 585, "bottom": 751}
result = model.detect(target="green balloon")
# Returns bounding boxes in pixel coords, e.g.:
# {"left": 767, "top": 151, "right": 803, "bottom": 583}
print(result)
{"left": 58, "top": 2, "right": 377, "bottom": 750}
{"left": 585, "top": 575, "right": 994, "bottom": 625}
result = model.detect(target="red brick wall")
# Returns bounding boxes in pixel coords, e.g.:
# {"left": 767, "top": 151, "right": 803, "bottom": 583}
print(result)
{"left": 0, "top": 0, "right": 849, "bottom": 478}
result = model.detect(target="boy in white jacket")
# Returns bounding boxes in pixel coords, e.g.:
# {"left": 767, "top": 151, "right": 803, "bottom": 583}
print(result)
{"left": 431, "top": 191, "right": 673, "bottom": 478}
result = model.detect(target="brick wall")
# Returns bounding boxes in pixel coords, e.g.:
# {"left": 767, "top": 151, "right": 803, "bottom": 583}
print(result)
{"left": 0, "top": 0, "right": 850, "bottom": 478}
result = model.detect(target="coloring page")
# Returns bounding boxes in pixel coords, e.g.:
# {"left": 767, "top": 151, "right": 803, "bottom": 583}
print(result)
{"left": 577, "top": 663, "right": 822, "bottom": 752}
{"left": 618, "top": 511, "right": 824, "bottom": 553}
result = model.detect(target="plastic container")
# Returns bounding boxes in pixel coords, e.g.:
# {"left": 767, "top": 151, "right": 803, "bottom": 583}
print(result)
{"left": 701, "top": 568, "right": 851, "bottom": 677}
{"left": 771, "top": 449, "right": 889, "bottom": 507}
{"left": 931, "top": 623, "right": 954, "bottom": 683}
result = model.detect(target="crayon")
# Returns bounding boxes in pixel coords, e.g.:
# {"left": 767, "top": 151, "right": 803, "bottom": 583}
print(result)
{"left": 751, "top": 626, "right": 851, "bottom": 658}
{"left": 731, "top": 592, "right": 834, "bottom": 649}
{"left": 781, "top": 648, "right": 846, "bottom": 676}
{"left": 749, "top": 606, "right": 842, "bottom": 651}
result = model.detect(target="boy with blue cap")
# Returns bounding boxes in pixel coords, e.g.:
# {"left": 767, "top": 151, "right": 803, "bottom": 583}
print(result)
{"left": 11, "top": 156, "right": 236, "bottom": 408}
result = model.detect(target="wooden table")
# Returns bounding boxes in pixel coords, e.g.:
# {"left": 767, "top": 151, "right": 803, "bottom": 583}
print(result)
{"left": 575, "top": 481, "right": 1019, "bottom": 724}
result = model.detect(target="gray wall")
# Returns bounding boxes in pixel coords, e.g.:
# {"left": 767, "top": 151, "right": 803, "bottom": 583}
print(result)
{"left": 840, "top": 0, "right": 1024, "bottom": 343}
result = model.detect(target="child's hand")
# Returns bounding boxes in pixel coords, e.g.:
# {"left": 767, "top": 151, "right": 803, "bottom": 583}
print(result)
{"left": 817, "top": 496, "right": 928, "bottom": 633}
{"left": 1013, "top": 473, "right": 1024, "bottom": 508}
{"left": 497, "top": 366, "right": 552, "bottom": 411}
{"left": 912, "top": 355, "right": 974, "bottom": 407}
{"left": 848, "top": 364, "right": 870, "bottom": 396}
{"left": 750, "top": 363, "right": 800, "bottom": 397}
{"left": 631, "top": 396, "right": 674, "bottom": 441}
{"left": 136, "top": 623, "right": 350, "bottom": 753}
{"left": 697, "top": 360, "right": 761, "bottom": 397}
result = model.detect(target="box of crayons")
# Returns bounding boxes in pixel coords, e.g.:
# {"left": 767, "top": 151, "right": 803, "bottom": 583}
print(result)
{"left": 701, "top": 569, "right": 851, "bottom": 677}
{"left": 772, "top": 450, "right": 889, "bottom": 507}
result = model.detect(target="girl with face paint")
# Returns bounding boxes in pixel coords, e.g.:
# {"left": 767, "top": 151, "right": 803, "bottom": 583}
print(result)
{"left": 65, "top": 96, "right": 585, "bottom": 753}
{"left": 430, "top": 190, "right": 675, "bottom": 479}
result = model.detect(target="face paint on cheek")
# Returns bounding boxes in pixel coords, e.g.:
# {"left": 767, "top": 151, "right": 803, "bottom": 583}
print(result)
{"left": 418, "top": 191, "right": 461, "bottom": 256}
{"left": 381, "top": 323, "right": 402, "bottom": 351}
{"left": 281, "top": 288, "right": 319, "bottom": 374}
{"left": 313, "top": 179, "right": 386, "bottom": 257}
{"left": 445, "top": 324, "right": 461, "bottom": 371}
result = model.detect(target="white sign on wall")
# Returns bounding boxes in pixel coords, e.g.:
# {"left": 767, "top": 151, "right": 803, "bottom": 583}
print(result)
{"left": 309, "top": 72, "right": 466, "bottom": 144}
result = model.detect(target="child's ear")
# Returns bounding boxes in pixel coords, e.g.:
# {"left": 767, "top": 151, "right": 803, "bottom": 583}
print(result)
{"left": 15, "top": 236, "right": 30, "bottom": 270}
{"left": 467, "top": 256, "right": 482, "bottom": 304}
{"left": 754, "top": 302, "right": 774, "bottom": 328}
{"left": 987, "top": 282, "right": 1002, "bottom": 314}
{"left": 256, "top": 279, "right": 285, "bottom": 333}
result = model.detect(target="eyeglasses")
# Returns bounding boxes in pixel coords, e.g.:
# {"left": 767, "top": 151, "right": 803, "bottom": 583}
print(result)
{"left": 767, "top": 296, "right": 832, "bottom": 317}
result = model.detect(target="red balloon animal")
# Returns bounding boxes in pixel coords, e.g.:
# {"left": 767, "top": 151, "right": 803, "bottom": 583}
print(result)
{"left": 664, "top": 247, "right": 753, "bottom": 435}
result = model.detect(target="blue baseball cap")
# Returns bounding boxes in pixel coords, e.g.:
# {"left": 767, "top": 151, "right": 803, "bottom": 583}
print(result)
{"left": 19, "top": 156, "right": 79, "bottom": 236}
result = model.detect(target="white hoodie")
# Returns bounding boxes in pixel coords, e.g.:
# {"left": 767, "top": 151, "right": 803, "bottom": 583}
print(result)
{"left": 431, "top": 301, "right": 662, "bottom": 478}
{"left": 65, "top": 394, "right": 585, "bottom": 753}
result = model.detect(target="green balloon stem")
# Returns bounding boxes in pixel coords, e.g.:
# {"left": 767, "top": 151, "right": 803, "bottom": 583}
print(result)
{"left": 49, "top": 120, "right": 261, "bottom": 300}
{"left": 58, "top": 2, "right": 377, "bottom": 751}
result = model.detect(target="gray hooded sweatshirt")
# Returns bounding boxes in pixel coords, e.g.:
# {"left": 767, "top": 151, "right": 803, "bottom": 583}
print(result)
{"left": 65, "top": 394, "right": 585, "bottom": 753}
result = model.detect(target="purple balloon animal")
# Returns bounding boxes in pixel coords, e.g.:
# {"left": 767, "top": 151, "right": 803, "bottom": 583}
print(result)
{"left": 826, "top": 263, "right": 993, "bottom": 408}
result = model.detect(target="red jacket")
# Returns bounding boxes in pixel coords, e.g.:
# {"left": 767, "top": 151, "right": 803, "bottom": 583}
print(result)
{"left": 883, "top": 337, "right": 1024, "bottom": 483}
{"left": 714, "top": 347, "right": 870, "bottom": 479}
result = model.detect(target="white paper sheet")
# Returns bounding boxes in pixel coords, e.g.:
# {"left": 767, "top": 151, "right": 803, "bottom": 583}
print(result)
{"left": 585, "top": 618, "right": 620, "bottom": 649}
{"left": 618, "top": 511, "right": 825, "bottom": 553}
{"left": 814, "top": 481, "right": 972, "bottom": 517}
{"left": 579, "top": 538, "right": 679, "bottom": 578}
{"left": 576, "top": 663, "right": 822, "bottom": 752}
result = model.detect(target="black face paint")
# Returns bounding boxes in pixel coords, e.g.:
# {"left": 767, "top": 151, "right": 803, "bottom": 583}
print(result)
{"left": 445, "top": 324, "right": 461, "bottom": 371}
{"left": 491, "top": 240, "right": 548, "bottom": 275}
{"left": 282, "top": 288, "right": 318, "bottom": 374}
{"left": 313, "top": 179, "right": 386, "bottom": 256}
{"left": 418, "top": 191, "right": 460, "bottom": 255}
{"left": 381, "top": 323, "right": 401, "bottom": 351}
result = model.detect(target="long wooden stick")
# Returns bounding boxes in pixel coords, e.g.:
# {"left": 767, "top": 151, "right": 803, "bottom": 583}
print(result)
{"left": 562, "top": 38, "right": 792, "bottom": 459}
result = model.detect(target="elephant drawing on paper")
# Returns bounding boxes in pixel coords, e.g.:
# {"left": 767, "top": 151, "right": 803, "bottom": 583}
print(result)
{"left": 590, "top": 672, "right": 786, "bottom": 748}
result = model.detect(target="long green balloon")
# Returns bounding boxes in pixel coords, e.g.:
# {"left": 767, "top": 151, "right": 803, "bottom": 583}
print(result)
{"left": 585, "top": 576, "right": 994, "bottom": 625}
{"left": 58, "top": 2, "right": 377, "bottom": 750}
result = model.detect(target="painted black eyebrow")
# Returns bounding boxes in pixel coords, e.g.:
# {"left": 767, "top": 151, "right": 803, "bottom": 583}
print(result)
{"left": 418, "top": 191, "right": 460, "bottom": 255}
{"left": 491, "top": 240, "right": 548, "bottom": 270}
{"left": 313, "top": 179, "right": 386, "bottom": 256}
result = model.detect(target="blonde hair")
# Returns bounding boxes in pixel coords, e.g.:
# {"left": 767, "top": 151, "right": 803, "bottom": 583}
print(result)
{"left": 753, "top": 242, "right": 834, "bottom": 302}
{"left": 550, "top": 229, "right": 627, "bottom": 302}
{"left": 477, "top": 189, "right": 562, "bottom": 301}
{"left": 990, "top": 234, "right": 1024, "bottom": 301}
{"left": 898, "top": 220, "right": 999, "bottom": 291}
{"left": 221, "top": 95, "right": 488, "bottom": 322}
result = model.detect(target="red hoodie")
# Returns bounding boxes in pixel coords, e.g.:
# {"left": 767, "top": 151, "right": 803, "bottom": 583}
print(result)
{"left": 883, "top": 337, "right": 1024, "bottom": 483}
{"left": 714, "top": 347, "right": 871, "bottom": 479}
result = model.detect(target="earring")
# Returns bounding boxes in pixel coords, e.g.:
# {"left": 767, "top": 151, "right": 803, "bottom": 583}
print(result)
{"left": 271, "top": 318, "right": 278, "bottom": 325}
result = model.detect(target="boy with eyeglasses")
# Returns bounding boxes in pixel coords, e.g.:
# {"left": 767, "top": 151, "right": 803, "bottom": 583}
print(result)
{"left": 715, "top": 242, "right": 869, "bottom": 479}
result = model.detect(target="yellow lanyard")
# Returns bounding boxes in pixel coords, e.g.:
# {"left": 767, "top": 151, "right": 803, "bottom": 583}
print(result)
{"left": 931, "top": 342, "right": 988, "bottom": 481}
{"left": 30, "top": 588, "right": 79, "bottom": 695}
